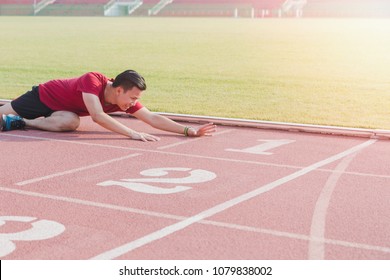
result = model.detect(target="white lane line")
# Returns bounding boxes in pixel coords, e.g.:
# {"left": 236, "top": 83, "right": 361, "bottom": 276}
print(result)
{"left": 16, "top": 153, "right": 142, "bottom": 186}
{"left": 1, "top": 181, "right": 388, "bottom": 255}
{"left": 0, "top": 185, "right": 185, "bottom": 220}
{"left": 308, "top": 153, "right": 357, "bottom": 260}
{"left": 157, "top": 129, "right": 235, "bottom": 150}
{"left": 316, "top": 168, "right": 390, "bottom": 179}
{"left": 91, "top": 139, "right": 377, "bottom": 259}
{"left": 4, "top": 133, "right": 390, "bottom": 179}
{"left": 1, "top": 133, "right": 305, "bottom": 170}
{"left": 201, "top": 220, "right": 390, "bottom": 254}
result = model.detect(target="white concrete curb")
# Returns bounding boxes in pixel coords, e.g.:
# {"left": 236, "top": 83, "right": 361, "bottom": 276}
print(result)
{"left": 2, "top": 99, "right": 389, "bottom": 140}
{"left": 154, "top": 112, "right": 390, "bottom": 140}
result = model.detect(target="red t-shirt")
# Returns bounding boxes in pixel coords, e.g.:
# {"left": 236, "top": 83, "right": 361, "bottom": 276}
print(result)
{"left": 38, "top": 72, "right": 143, "bottom": 116}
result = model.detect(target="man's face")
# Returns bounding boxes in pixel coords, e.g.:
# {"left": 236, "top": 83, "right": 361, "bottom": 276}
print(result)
{"left": 117, "top": 87, "right": 142, "bottom": 111}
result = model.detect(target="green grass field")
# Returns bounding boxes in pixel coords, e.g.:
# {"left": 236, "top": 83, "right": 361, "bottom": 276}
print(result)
{"left": 1, "top": 16, "right": 389, "bottom": 129}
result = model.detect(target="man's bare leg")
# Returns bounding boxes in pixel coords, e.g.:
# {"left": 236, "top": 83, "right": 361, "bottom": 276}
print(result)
{"left": 24, "top": 111, "right": 80, "bottom": 132}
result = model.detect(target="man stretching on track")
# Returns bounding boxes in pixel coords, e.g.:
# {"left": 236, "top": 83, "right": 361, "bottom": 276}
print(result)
{"left": 0, "top": 70, "right": 216, "bottom": 141}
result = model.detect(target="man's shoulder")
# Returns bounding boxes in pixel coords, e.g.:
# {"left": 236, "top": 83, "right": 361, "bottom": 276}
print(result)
{"left": 76, "top": 72, "right": 109, "bottom": 95}
{"left": 80, "top": 72, "right": 108, "bottom": 79}
{"left": 78, "top": 72, "right": 109, "bottom": 85}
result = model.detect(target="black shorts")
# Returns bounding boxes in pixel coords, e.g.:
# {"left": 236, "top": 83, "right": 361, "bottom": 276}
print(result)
{"left": 11, "top": 86, "right": 54, "bottom": 119}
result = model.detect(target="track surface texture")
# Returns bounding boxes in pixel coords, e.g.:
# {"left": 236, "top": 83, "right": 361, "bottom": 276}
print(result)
{"left": 0, "top": 116, "right": 389, "bottom": 260}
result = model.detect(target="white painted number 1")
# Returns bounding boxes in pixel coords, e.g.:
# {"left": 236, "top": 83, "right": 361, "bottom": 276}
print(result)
{"left": 226, "top": 139, "right": 295, "bottom": 155}
{"left": 97, "top": 167, "right": 217, "bottom": 194}
{"left": 0, "top": 216, "right": 65, "bottom": 258}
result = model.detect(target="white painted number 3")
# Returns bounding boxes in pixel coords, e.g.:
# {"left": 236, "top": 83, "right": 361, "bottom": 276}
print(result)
{"left": 0, "top": 216, "right": 65, "bottom": 258}
{"left": 97, "top": 167, "right": 217, "bottom": 194}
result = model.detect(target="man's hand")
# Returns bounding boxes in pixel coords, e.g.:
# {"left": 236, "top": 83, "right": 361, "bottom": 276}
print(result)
{"left": 130, "top": 131, "right": 161, "bottom": 142}
{"left": 187, "top": 123, "right": 216, "bottom": 137}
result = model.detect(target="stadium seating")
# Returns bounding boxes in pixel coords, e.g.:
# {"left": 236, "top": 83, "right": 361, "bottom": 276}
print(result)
{"left": 0, "top": 0, "right": 111, "bottom": 16}
{"left": 53, "top": 0, "right": 109, "bottom": 3}
{"left": 0, "top": 0, "right": 34, "bottom": 3}
{"left": 37, "top": 0, "right": 110, "bottom": 16}
{"left": 130, "top": 0, "right": 160, "bottom": 16}
{"left": 0, "top": 0, "right": 35, "bottom": 15}
{"left": 1, "top": 0, "right": 389, "bottom": 17}
{"left": 157, "top": 0, "right": 286, "bottom": 18}
{"left": 171, "top": 0, "right": 283, "bottom": 8}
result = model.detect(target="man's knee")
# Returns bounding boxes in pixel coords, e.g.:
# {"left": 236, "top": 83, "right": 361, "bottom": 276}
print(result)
{"left": 64, "top": 117, "right": 80, "bottom": 131}
{"left": 53, "top": 111, "right": 80, "bottom": 131}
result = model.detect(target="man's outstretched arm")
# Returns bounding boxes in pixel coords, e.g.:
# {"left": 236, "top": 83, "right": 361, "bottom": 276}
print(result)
{"left": 132, "top": 107, "right": 216, "bottom": 137}
{"left": 82, "top": 92, "right": 160, "bottom": 142}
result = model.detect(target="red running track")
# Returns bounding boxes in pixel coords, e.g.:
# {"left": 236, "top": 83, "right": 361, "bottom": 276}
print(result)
{"left": 0, "top": 116, "right": 389, "bottom": 259}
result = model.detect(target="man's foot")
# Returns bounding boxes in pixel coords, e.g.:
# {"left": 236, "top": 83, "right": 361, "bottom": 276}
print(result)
{"left": 1, "top": 114, "right": 26, "bottom": 131}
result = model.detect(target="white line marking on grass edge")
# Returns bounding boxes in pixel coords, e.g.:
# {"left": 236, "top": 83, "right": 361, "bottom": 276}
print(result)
{"left": 16, "top": 153, "right": 142, "bottom": 186}
{"left": 91, "top": 139, "right": 377, "bottom": 259}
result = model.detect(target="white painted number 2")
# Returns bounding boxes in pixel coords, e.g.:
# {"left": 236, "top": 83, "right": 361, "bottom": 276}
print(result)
{"left": 0, "top": 216, "right": 65, "bottom": 258}
{"left": 97, "top": 167, "right": 217, "bottom": 194}
{"left": 226, "top": 139, "right": 295, "bottom": 155}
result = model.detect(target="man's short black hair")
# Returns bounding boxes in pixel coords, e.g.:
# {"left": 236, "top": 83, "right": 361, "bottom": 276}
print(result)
{"left": 112, "top": 70, "right": 147, "bottom": 91}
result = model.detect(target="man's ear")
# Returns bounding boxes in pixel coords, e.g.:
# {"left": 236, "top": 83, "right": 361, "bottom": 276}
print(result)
{"left": 115, "top": 86, "right": 124, "bottom": 96}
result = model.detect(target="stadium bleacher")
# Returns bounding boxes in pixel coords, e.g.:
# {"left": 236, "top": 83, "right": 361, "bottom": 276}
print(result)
{"left": 0, "top": 0, "right": 389, "bottom": 17}
{"left": 130, "top": 0, "right": 160, "bottom": 16}
{"left": 0, "top": 0, "right": 36, "bottom": 15}
{"left": 157, "top": 0, "right": 286, "bottom": 18}
{"left": 0, "top": 0, "right": 34, "bottom": 3}
{"left": 53, "top": 0, "right": 109, "bottom": 4}
{"left": 36, "top": 0, "right": 109, "bottom": 16}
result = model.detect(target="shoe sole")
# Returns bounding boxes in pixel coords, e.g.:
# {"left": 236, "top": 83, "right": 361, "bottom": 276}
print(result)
{"left": 0, "top": 115, "right": 3, "bottom": 131}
